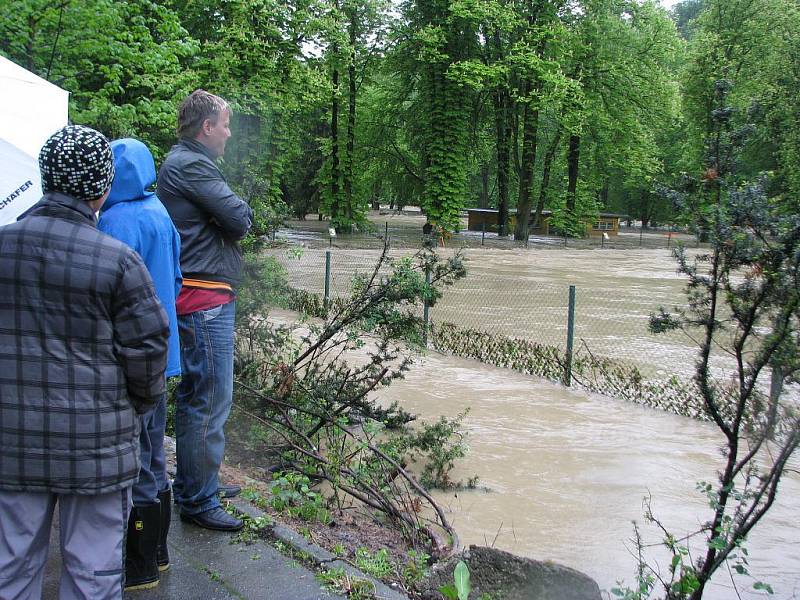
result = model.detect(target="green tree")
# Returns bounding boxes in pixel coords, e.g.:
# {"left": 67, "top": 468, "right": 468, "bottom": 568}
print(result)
{"left": 681, "top": 0, "right": 784, "bottom": 165}
{"left": 626, "top": 77, "right": 800, "bottom": 600}
{"left": 511, "top": 1, "right": 567, "bottom": 241}
{"left": 747, "top": 0, "right": 800, "bottom": 208}
{"left": 317, "top": 0, "right": 389, "bottom": 231}
{"left": 677, "top": 0, "right": 799, "bottom": 238}
{"left": 487, "top": 2, "right": 515, "bottom": 234}
{"left": 1, "top": 0, "right": 197, "bottom": 154}
{"left": 671, "top": 0, "right": 705, "bottom": 40}
{"left": 554, "top": 0, "right": 680, "bottom": 236}
{"left": 179, "top": 0, "right": 331, "bottom": 240}
{"left": 403, "top": 0, "right": 478, "bottom": 231}
{"left": 354, "top": 70, "right": 426, "bottom": 212}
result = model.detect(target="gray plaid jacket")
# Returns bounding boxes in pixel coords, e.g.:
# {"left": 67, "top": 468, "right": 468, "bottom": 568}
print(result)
{"left": 0, "top": 192, "right": 169, "bottom": 494}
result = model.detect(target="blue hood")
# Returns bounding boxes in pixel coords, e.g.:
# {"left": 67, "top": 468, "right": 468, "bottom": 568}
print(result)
{"left": 98, "top": 138, "right": 183, "bottom": 378}
{"left": 104, "top": 138, "right": 156, "bottom": 209}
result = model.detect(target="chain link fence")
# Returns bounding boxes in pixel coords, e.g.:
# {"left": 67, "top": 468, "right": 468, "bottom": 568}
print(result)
{"left": 263, "top": 242, "right": 751, "bottom": 422}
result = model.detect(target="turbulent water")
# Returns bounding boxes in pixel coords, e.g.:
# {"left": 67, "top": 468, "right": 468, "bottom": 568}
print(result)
{"left": 271, "top": 230, "right": 731, "bottom": 383}
{"left": 375, "top": 352, "right": 799, "bottom": 600}
{"left": 270, "top": 219, "right": 800, "bottom": 599}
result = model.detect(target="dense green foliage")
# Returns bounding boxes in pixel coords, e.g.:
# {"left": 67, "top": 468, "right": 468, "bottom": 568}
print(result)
{"left": 232, "top": 246, "right": 468, "bottom": 552}
{"left": 622, "top": 52, "right": 800, "bottom": 600}
{"left": 6, "top": 3, "right": 798, "bottom": 594}
{"left": 2, "top": 0, "right": 798, "bottom": 232}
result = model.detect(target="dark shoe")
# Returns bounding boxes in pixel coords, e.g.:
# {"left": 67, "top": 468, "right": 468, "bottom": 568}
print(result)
{"left": 180, "top": 507, "right": 243, "bottom": 531}
{"left": 125, "top": 504, "right": 161, "bottom": 591}
{"left": 217, "top": 484, "right": 241, "bottom": 499}
{"left": 156, "top": 488, "right": 171, "bottom": 572}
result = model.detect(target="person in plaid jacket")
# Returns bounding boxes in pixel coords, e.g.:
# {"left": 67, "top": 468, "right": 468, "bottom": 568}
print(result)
{"left": 0, "top": 125, "right": 169, "bottom": 600}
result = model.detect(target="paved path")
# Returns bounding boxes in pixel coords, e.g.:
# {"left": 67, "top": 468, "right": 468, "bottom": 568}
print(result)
{"left": 43, "top": 508, "right": 345, "bottom": 600}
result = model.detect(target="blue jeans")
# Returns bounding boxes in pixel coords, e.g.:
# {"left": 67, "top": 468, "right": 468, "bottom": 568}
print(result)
{"left": 132, "top": 392, "right": 169, "bottom": 506}
{"left": 173, "top": 301, "right": 235, "bottom": 515}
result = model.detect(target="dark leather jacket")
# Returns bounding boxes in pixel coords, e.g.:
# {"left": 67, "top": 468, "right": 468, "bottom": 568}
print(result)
{"left": 157, "top": 138, "right": 253, "bottom": 288}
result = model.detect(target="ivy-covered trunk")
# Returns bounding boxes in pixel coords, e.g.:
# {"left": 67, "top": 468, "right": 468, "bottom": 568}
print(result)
{"left": 416, "top": 0, "right": 473, "bottom": 232}
{"left": 424, "top": 65, "right": 469, "bottom": 230}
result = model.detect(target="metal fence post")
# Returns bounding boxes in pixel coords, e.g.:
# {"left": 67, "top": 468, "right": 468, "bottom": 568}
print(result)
{"left": 324, "top": 249, "right": 331, "bottom": 308}
{"left": 564, "top": 285, "right": 576, "bottom": 386}
{"left": 481, "top": 221, "right": 485, "bottom": 246}
{"left": 423, "top": 267, "right": 432, "bottom": 346}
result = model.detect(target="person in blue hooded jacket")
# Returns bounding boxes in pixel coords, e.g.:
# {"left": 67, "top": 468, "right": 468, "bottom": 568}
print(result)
{"left": 98, "top": 138, "right": 182, "bottom": 591}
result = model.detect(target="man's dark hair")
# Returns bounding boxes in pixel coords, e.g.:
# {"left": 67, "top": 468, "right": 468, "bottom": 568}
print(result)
{"left": 177, "top": 89, "right": 229, "bottom": 139}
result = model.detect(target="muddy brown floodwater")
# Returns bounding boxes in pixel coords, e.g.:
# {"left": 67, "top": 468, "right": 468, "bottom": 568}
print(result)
{"left": 269, "top": 226, "right": 799, "bottom": 599}
{"left": 271, "top": 242, "right": 742, "bottom": 382}
{"left": 375, "top": 352, "right": 799, "bottom": 600}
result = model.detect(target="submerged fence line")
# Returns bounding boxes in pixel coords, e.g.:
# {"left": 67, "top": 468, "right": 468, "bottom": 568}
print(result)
{"left": 262, "top": 246, "right": 766, "bottom": 422}
{"left": 276, "top": 218, "right": 706, "bottom": 252}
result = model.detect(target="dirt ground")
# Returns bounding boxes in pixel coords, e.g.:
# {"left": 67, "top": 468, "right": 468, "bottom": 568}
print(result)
{"left": 165, "top": 414, "right": 417, "bottom": 579}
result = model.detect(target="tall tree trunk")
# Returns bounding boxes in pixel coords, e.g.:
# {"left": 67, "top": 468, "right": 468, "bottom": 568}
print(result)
{"left": 330, "top": 62, "right": 341, "bottom": 223}
{"left": 566, "top": 133, "right": 580, "bottom": 212}
{"left": 511, "top": 97, "right": 521, "bottom": 178}
{"left": 513, "top": 2, "right": 547, "bottom": 241}
{"left": 514, "top": 79, "right": 541, "bottom": 241}
{"left": 344, "top": 10, "right": 357, "bottom": 225}
{"left": 479, "top": 163, "right": 490, "bottom": 208}
{"left": 640, "top": 190, "right": 652, "bottom": 229}
{"left": 492, "top": 27, "right": 512, "bottom": 236}
{"left": 494, "top": 87, "right": 511, "bottom": 234}
{"left": 534, "top": 129, "right": 561, "bottom": 231}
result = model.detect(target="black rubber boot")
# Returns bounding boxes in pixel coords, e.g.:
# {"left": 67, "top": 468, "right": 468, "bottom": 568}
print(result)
{"left": 157, "top": 488, "right": 171, "bottom": 572}
{"left": 124, "top": 503, "right": 160, "bottom": 591}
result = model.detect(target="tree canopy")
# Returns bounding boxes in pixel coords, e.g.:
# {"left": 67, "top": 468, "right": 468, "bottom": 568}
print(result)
{"left": 2, "top": 0, "right": 798, "bottom": 233}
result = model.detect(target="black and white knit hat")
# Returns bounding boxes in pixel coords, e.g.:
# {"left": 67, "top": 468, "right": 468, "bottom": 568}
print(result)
{"left": 38, "top": 125, "right": 115, "bottom": 202}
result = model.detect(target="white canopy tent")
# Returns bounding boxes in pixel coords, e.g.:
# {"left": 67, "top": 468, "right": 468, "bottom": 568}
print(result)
{"left": 0, "top": 56, "right": 69, "bottom": 226}
{"left": 0, "top": 138, "right": 44, "bottom": 226}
